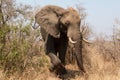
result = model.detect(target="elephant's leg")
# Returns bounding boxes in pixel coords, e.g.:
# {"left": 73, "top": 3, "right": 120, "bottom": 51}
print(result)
{"left": 58, "top": 34, "right": 68, "bottom": 65}
{"left": 53, "top": 34, "right": 68, "bottom": 75}
{"left": 45, "top": 34, "right": 67, "bottom": 75}
{"left": 45, "top": 34, "right": 61, "bottom": 67}
{"left": 59, "top": 46, "right": 67, "bottom": 65}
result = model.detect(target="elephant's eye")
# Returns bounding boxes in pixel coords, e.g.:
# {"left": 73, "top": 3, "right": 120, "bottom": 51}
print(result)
{"left": 65, "top": 21, "right": 70, "bottom": 26}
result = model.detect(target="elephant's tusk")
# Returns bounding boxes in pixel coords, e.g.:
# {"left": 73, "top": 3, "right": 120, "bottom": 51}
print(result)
{"left": 83, "top": 38, "right": 91, "bottom": 43}
{"left": 69, "top": 37, "right": 77, "bottom": 44}
{"left": 32, "top": 20, "right": 39, "bottom": 29}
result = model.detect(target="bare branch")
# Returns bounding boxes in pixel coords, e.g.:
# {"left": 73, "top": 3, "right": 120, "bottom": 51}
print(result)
{"left": 76, "top": 4, "right": 87, "bottom": 20}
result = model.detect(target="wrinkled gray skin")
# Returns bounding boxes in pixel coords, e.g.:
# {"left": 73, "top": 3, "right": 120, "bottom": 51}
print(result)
{"left": 34, "top": 5, "right": 85, "bottom": 74}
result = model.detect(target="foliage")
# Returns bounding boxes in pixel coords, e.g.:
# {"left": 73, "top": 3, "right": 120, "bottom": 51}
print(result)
{"left": 0, "top": 0, "right": 49, "bottom": 75}
{"left": 0, "top": 23, "right": 46, "bottom": 74}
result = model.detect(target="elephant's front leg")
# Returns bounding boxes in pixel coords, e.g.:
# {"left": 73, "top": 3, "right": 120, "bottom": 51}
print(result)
{"left": 58, "top": 33, "right": 68, "bottom": 65}
{"left": 45, "top": 34, "right": 67, "bottom": 75}
{"left": 45, "top": 34, "right": 60, "bottom": 68}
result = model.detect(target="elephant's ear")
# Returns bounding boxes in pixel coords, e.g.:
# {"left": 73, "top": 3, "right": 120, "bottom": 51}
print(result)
{"left": 35, "top": 5, "right": 66, "bottom": 38}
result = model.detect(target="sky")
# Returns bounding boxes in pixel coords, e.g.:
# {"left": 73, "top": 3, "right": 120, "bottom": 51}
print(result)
{"left": 16, "top": 0, "right": 120, "bottom": 36}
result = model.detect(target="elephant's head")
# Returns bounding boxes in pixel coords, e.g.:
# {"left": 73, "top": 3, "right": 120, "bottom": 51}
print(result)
{"left": 60, "top": 7, "right": 81, "bottom": 43}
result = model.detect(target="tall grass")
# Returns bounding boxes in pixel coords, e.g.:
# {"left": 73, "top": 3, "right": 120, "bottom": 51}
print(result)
{"left": 0, "top": 24, "right": 120, "bottom": 80}
{"left": 81, "top": 37, "right": 120, "bottom": 80}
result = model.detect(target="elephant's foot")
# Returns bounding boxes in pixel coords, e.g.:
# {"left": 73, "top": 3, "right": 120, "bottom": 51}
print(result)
{"left": 49, "top": 63, "right": 67, "bottom": 75}
{"left": 55, "top": 63, "right": 67, "bottom": 75}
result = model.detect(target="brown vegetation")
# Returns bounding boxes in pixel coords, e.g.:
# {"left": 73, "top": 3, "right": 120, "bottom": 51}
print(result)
{"left": 0, "top": 0, "right": 120, "bottom": 80}
{"left": 0, "top": 33, "right": 119, "bottom": 80}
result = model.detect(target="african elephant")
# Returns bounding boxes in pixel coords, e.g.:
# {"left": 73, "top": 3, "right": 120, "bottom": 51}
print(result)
{"left": 33, "top": 5, "right": 87, "bottom": 75}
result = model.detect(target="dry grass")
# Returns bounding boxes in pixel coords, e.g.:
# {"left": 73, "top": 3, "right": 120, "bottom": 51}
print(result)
{"left": 0, "top": 38, "right": 120, "bottom": 80}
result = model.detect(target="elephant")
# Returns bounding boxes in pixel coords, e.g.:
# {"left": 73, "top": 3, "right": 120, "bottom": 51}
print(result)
{"left": 33, "top": 5, "right": 88, "bottom": 75}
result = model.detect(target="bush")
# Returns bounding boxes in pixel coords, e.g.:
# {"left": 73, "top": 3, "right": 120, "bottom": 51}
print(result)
{"left": 0, "top": 24, "right": 49, "bottom": 75}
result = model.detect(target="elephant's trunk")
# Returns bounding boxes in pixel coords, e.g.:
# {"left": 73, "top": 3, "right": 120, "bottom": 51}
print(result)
{"left": 74, "top": 33, "right": 85, "bottom": 72}
{"left": 67, "top": 26, "right": 85, "bottom": 72}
